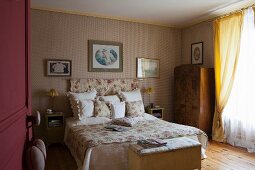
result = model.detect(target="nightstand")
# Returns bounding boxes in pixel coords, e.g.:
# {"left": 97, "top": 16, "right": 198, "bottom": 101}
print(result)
{"left": 146, "top": 107, "right": 164, "bottom": 119}
{"left": 45, "top": 112, "right": 64, "bottom": 146}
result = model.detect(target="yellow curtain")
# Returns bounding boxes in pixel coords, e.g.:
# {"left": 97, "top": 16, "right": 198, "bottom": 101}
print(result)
{"left": 212, "top": 12, "right": 243, "bottom": 142}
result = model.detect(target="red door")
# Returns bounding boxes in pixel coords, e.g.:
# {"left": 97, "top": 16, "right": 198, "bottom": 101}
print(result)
{"left": 0, "top": 0, "right": 30, "bottom": 169}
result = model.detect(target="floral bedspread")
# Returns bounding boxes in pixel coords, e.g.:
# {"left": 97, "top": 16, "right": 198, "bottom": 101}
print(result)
{"left": 64, "top": 119, "right": 206, "bottom": 163}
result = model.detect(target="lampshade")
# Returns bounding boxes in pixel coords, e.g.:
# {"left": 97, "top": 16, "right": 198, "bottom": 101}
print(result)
{"left": 144, "top": 87, "right": 153, "bottom": 94}
{"left": 46, "top": 89, "right": 59, "bottom": 97}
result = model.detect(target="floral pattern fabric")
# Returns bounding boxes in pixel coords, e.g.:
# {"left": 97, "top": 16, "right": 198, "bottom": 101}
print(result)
{"left": 94, "top": 100, "right": 111, "bottom": 118}
{"left": 70, "top": 79, "right": 139, "bottom": 96}
{"left": 125, "top": 101, "right": 145, "bottom": 117}
{"left": 111, "top": 117, "right": 144, "bottom": 127}
{"left": 64, "top": 118, "right": 206, "bottom": 163}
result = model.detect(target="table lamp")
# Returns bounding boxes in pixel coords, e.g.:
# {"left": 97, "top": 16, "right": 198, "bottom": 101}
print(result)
{"left": 46, "top": 89, "right": 59, "bottom": 112}
{"left": 144, "top": 87, "right": 154, "bottom": 108}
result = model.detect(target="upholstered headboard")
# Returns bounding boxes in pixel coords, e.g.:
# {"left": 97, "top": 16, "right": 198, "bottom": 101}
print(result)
{"left": 70, "top": 79, "right": 139, "bottom": 96}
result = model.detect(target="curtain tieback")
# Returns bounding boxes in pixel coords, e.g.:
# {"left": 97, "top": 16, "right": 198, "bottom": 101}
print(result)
{"left": 216, "top": 108, "right": 222, "bottom": 128}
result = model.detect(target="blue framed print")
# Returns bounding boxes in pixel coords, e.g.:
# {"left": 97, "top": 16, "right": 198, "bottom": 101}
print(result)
{"left": 88, "top": 40, "right": 123, "bottom": 72}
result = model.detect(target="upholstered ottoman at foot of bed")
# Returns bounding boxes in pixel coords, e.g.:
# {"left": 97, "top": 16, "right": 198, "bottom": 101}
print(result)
{"left": 128, "top": 137, "right": 201, "bottom": 170}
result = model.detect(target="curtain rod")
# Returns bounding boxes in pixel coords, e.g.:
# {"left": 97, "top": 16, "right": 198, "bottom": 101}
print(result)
{"left": 212, "top": 3, "right": 255, "bottom": 21}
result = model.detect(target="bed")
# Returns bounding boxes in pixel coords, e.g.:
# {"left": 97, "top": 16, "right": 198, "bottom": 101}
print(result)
{"left": 64, "top": 79, "right": 208, "bottom": 170}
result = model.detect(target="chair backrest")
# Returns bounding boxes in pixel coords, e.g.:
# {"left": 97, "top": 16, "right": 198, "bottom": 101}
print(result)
{"left": 26, "top": 139, "right": 46, "bottom": 170}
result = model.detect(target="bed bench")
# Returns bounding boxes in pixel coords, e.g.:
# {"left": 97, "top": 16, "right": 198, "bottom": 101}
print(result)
{"left": 128, "top": 137, "right": 201, "bottom": 170}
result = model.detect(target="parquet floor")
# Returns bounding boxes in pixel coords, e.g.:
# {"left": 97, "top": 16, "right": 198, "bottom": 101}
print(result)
{"left": 46, "top": 141, "right": 255, "bottom": 170}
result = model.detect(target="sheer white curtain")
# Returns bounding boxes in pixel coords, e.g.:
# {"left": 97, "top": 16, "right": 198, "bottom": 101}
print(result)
{"left": 222, "top": 7, "right": 255, "bottom": 152}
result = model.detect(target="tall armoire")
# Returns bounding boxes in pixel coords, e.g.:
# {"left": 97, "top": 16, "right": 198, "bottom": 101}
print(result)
{"left": 174, "top": 65, "right": 215, "bottom": 137}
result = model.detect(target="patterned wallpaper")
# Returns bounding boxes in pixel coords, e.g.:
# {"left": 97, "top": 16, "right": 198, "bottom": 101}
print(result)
{"left": 31, "top": 9, "right": 182, "bottom": 121}
{"left": 181, "top": 21, "right": 214, "bottom": 68}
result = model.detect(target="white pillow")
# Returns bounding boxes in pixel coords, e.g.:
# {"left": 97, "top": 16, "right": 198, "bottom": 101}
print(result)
{"left": 110, "top": 102, "right": 125, "bottom": 119}
{"left": 78, "top": 100, "right": 94, "bottom": 120}
{"left": 99, "top": 95, "right": 120, "bottom": 103}
{"left": 67, "top": 89, "right": 97, "bottom": 101}
{"left": 120, "top": 89, "right": 142, "bottom": 102}
{"left": 67, "top": 89, "right": 97, "bottom": 117}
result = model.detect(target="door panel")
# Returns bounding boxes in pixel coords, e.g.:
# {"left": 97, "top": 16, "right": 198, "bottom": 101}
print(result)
{"left": 0, "top": 113, "right": 26, "bottom": 169}
{"left": 0, "top": 0, "right": 26, "bottom": 121}
{"left": 0, "top": 0, "right": 30, "bottom": 169}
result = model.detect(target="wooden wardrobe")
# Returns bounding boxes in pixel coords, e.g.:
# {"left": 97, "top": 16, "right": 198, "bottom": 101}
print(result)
{"left": 174, "top": 65, "right": 215, "bottom": 137}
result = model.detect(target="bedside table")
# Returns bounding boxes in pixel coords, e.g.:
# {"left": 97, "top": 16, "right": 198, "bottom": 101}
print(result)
{"left": 45, "top": 112, "right": 64, "bottom": 146}
{"left": 146, "top": 107, "right": 164, "bottom": 119}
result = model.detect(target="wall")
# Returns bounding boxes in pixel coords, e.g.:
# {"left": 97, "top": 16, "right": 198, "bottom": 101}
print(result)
{"left": 31, "top": 9, "right": 182, "bottom": 123}
{"left": 181, "top": 21, "right": 214, "bottom": 68}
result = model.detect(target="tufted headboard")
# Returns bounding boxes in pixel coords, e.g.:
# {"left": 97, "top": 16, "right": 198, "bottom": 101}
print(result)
{"left": 70, "top": 79, "right": 139, "bottom": 96}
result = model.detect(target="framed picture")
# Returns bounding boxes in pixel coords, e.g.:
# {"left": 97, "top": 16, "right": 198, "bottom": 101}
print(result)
{"left": 191, "top": 42, "right": 203, "bottom": 64}
{"left": 88, "top": 40, "right": 123, "bottom": 72}
{"left": 47, "top": 59, "right": 72, "bottom": 76}
{"left": 136, "top": 58, "right": 160, "bottom": 78}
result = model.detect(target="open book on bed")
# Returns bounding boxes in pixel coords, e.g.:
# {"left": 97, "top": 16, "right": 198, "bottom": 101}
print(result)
{"left": 105, "top": 125, "right": 129, "bottom": 132}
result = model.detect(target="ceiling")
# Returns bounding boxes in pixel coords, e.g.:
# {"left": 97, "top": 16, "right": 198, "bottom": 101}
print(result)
{"left": 31, "top": 0, "right": 255, "bottom": 27}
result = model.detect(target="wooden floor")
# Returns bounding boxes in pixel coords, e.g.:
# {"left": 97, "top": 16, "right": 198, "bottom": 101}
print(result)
{"left": 45, "top": 144, "right": 77, "bottom": 170}
{"left": 46, "top": 141, "right": 255, "bottom": 170}
{"left": 202, "top": 141, "right": 255, "bottom": 170}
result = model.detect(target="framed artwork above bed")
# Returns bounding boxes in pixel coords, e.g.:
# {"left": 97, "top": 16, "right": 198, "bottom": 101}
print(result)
{"left": 46, "top": 59, "right": 72, "bottom": 77}
{"left": 88, "top": 40, "right": 123, "bottom": 72}
{"left": 136, "top": 58, "right": 160, "bottom": 78}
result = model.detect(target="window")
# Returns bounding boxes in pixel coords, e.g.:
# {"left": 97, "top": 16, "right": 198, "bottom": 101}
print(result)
{"left": 222, "top": 8, "right": 255, "bottom": 152}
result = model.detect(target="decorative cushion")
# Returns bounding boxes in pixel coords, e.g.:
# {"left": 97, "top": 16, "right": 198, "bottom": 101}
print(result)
{"left": 111, "top": 117, "right": 144, "bottom": 127}
{"left": 99, "top": 95, "right": 120, "bottom": 103}
{"left": 110, "top": 102, "right": 125, "bottom": 119}
{"left": 78, "top": 100, "right": 94, "bottom": 120}
{"left": 126, "top": 100, "right": 145, "bottom": 117}
{"left": 67, "top": 89, "right": 97, "bottom": 117}
{"left": 120, "top": 89, "right": 142, "bottom": 102}
{"left": 68, "top": 98, "right": 79, "bottom": 116}
{"left": 94, "top": 100, "right": 111, "bottom": 118}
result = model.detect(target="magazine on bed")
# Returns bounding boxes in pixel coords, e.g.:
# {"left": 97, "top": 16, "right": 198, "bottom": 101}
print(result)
{"left": 137, "top": 139, "right": 167, "bottom": 148}
{"left": 105, "top": 125, "right": 129, "bottom": 132}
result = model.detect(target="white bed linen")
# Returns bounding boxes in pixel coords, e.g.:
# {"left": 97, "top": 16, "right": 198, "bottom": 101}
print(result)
{"left": 64, "top": 114, "right": 207, "bottom": 170}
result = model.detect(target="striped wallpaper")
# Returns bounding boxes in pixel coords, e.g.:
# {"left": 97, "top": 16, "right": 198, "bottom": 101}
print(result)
{"left": 31, "top": 9, "right": 182, "bottom": 121}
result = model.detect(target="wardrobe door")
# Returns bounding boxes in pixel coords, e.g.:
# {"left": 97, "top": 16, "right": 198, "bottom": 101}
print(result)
{"left": 199, "top": 68, "right": 215, "bottom": 136}
{"left": 174, "top": 65, "right": 200, "bottom": 127}
{"left": 174, "top": 67, "right": 187, "bottom": 125}
{"left": 184, "top": 66, "right": 200, "bottom": 127}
